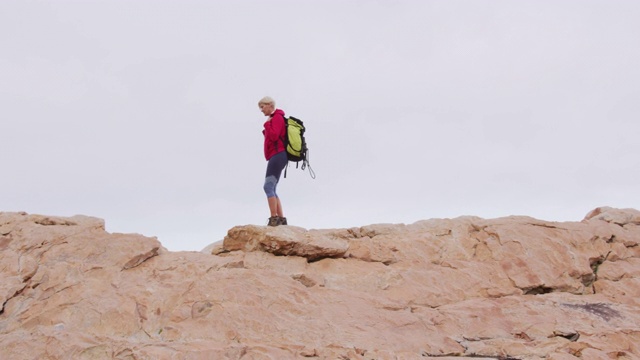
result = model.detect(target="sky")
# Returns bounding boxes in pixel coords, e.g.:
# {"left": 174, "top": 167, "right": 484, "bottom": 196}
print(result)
{"left": 2, "top": 0, "right": 639, "bottom": 252}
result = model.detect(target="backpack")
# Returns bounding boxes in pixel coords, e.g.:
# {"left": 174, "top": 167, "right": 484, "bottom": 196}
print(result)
{"left": 282, "top": 116, "right": 315, "bottom": 178}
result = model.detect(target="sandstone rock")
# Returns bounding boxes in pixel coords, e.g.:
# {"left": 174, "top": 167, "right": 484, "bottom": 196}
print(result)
{"left": 584, "top": 206, "right": 640, "bottom": 226}
{"left": 1, "top": 208, "right": 640, "bottom": 359}
{"left": 223, "top": 225, "right": 349, "bottom": 261}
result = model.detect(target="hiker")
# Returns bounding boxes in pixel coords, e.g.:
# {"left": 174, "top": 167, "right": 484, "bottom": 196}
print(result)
{"left": 259, "top": 96, "right": 288, "bottom": 226}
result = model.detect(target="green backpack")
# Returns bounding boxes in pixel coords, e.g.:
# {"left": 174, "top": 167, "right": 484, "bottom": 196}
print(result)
{"left": 283, "top": 116, "right": 315, "bottom": 178}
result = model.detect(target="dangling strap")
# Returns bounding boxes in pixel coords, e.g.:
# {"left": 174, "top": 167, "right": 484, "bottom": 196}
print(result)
{"left": 304, "top": 150, "right": 316, "bottom": 179}
{"left": 284, "top": 161, "right": 289, "bottom": 178}
{"left": 306, "top": 161, "right": 316, "bottom": 179}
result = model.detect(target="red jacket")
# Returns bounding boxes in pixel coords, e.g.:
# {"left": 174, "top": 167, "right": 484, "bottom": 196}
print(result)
{"left": 263, "top": 109, "right": 286, "bottom": 160}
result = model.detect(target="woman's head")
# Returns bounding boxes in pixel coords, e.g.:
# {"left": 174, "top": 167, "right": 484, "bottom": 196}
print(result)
{"left": 258, "top": 96, "right": 275, "bottom": 116}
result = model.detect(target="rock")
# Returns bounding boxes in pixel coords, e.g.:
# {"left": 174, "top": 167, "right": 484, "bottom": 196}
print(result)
{"left": 1, "top": 208, "right": 640, "bottom": 359}
{"left": 223, "top": 225, "right": 349, "bottom": 261}
{"left": 584, "top": 206, "right": 640, "bottom": 226}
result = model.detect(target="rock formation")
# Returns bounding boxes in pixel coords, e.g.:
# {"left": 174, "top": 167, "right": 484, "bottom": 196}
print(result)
{"left": 1, "top": 207, "right": 639, "bottom": 359}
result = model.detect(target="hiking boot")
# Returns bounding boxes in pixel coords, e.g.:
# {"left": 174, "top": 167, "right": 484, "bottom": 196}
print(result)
{"left": 267, "top": 216, "right": 280, "bottom": 227}
{"left": 278, "top": 217, "right": 288, "bottom": 226}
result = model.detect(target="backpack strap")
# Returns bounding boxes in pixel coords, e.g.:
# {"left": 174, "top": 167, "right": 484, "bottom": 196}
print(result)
{"left": 279, "top": 116, "right": 288, "bottom": 150}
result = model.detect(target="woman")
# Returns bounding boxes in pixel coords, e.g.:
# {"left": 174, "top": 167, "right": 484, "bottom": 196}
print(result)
{"left": 259, "top": 96, "right": 288, "bottom": 226}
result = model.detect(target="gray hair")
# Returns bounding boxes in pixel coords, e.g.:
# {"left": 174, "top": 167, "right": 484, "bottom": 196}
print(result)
{"left": 258, "top": 96, "right": 275, "bottom": 106}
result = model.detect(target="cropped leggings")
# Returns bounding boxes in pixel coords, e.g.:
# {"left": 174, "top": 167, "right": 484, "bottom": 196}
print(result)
{"left": 263, "top": 151, "right": 287, "bottom": 198}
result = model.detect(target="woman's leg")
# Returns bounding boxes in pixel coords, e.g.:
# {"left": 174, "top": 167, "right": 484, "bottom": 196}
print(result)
{"left": 267, "top": 196, "right": 279, "bottom": 217}
{"left": 264, "top": 152, "right": 288, "bottom": 221}
{"left": 266, "top": 196, "right": 284, "bottom": 218}
{"left": 276, "top": 197, "right": 284, "bottom": 218}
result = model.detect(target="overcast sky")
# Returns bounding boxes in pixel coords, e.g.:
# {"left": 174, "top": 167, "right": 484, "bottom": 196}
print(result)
{"left": 2, "top": 0, "right": 639, "bottom": 251}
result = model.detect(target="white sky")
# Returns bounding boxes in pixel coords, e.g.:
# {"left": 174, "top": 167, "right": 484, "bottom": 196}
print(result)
{"left": 2, "top": 0, "right": 639, "bottom": 251}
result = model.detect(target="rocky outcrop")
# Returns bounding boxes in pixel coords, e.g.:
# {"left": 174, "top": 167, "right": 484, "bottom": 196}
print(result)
{"left": 1, "top": 207, "right": 639, "bottom": 359}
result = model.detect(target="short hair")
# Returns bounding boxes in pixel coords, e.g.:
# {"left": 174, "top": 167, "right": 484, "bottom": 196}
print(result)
{"left": 258, "top": 96, "right": 275, "bottom": 106}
